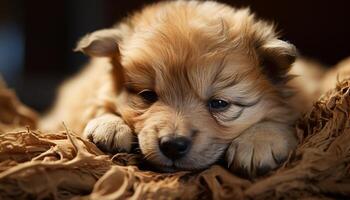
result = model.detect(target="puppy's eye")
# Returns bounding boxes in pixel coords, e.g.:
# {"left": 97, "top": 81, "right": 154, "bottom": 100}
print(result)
{"left": 208, "top": 99, "right": 230, "bottom": 111}
{"left": 138, "top": 90, "right": 158, "bottom": 103}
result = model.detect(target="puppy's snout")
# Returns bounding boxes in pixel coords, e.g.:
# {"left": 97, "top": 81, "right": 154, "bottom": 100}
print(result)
{"left": 159, "top": 136, "right": 191, "bottom": 160}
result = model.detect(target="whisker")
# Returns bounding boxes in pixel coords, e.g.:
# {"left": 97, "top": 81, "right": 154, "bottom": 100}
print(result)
{"left": 143, "top": 151, "right": 158, "bottom": 161}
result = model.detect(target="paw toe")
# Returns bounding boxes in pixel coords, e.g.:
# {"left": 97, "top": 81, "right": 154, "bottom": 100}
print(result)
{"left": 83, "top": 115, "right": 134, "bottom": 153}
{"left": 272, "top": 152, "right": 287, "bottom": 165}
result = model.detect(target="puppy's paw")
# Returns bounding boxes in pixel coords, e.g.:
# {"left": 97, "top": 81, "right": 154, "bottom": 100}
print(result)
{"left": 83, "top": 114, "right": 134, "bottom": 153}
{"left": 225, "top": 122, "right": 297, "bottom": 178}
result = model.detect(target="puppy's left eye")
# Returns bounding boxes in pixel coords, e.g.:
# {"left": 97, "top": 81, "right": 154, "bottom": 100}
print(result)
{"left": 138, "top": 90, "right": 158, "bottom": 103}
{"left": 208, "top": 99, "right": 230, "bottom": 111}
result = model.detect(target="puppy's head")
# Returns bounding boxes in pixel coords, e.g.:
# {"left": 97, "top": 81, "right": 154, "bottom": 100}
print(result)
{"left": 76, "top": 1, "right": 297, "bottom": 171}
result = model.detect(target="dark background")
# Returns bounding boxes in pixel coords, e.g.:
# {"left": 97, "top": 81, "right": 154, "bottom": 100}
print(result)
{"left": 0, "top": 0, "right": 349, "bottom": 112}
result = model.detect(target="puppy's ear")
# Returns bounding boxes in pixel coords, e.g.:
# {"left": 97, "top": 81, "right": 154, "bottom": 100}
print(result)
{"left": 76, "top": 29, "right": 125, "bottom": 93}
{"left": 75, "top": 29, "right": 120, "bottom": 57}
{"left": 257, "top": 39, "right": 297, "bottom": 84}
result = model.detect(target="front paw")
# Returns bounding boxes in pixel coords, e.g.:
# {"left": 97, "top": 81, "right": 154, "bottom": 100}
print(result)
{"left": 225, "top": 122, "right": 297, "bottom": 178}
{"left": 83, "top": 114, "right": 134, "bottom": 153}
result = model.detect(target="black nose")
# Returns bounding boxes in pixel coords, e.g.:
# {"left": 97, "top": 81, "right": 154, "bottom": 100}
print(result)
{"left": 159, "top": 136, "right": 191, "bottom": 160}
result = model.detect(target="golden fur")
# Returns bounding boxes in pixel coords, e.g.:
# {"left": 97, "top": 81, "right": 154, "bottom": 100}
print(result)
{"left": 41, "top": 1, "right": 332, "bottom": 177}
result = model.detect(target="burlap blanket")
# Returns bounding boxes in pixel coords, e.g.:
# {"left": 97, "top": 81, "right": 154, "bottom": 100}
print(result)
{"left": 0, "top": 76, "right": 349, "bottom": 200}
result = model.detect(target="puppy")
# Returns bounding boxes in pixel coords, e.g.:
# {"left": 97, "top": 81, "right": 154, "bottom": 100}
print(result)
{"left": 41, "top": 1, "right": 318, "bottom": 177}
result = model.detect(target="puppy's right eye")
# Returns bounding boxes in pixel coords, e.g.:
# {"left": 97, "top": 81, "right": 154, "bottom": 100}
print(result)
{"left": 138, "top": 90, "right": 158, "bottom": 103}
{"left": 208, "top": 99, "right": 230, "bottom": 112}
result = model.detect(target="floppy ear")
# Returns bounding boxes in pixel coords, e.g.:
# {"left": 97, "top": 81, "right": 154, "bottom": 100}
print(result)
{"left": 75, "top": 29, "right": 125, "bottom": 93}
{"left": 75, "top": 29, "right": 120, "bottom": 57}
{"left": 257, "top": 39, "right": 298, "bottom": 84}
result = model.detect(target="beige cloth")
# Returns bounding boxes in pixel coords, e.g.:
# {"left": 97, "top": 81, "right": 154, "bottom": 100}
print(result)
{"left": 0, "top": 77, "right": 349, "bottom": 199}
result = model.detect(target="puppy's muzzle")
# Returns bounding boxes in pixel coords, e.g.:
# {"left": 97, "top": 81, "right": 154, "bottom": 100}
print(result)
{"left": 159, "top": 136, "right": 191, "bottom": 160}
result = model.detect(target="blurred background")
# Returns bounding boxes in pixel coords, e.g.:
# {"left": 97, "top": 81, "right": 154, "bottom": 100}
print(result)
{"left": 0, "top": 0, "right": 349, "bottom": 112}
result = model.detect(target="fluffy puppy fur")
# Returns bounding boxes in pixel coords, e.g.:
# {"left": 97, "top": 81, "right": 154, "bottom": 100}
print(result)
{"left": 41, "top": 1, "right": 322, "bottom": 177}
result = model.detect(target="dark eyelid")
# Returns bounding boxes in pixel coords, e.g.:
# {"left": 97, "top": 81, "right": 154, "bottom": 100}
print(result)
{"left": 125, "top": 83, "right": 153, "bottom": 94}
{"left": 209, "top": 103, "right": 231, "bottom": 113}
{"left": 137, "top": 89, "right": 153, "bottom": 95}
